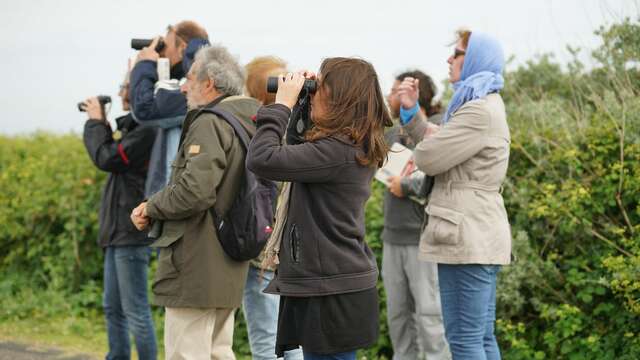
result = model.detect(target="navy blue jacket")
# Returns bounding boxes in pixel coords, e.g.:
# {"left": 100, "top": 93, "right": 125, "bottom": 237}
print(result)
{"left": 129, "top": 38, "right": 210, "bottom": 121}
{"left": 128, "top": 38, "right": 210, "bottom": 196}
{"left": 129, "top": 60, "right": 187, "bottom": 121}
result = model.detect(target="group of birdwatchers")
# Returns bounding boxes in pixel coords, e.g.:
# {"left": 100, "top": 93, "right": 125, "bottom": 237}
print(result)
{"left": 79, "top": 19, "right": 510, "bottom": 360}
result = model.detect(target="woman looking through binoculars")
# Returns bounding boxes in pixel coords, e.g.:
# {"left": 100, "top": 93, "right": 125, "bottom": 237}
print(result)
{"left": 247, "top": 57, "right": 392, "bottom": 360}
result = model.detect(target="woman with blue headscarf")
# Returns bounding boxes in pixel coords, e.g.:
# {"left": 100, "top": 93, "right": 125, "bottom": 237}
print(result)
{"left": 396, "top": 30, "right": 511, "bottom": 359}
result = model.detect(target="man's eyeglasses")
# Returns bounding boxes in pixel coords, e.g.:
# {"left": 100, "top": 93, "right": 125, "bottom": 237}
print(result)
{"left": 453, "top": 48, "right": 466, "bottom": 59}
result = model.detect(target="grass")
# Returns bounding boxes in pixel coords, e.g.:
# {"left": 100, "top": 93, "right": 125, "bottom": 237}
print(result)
{"left": 0, "top": 312, "right": 257, "bottom": 360}
{"left": 0, "top": 314, "right": 105, "bottom": 359}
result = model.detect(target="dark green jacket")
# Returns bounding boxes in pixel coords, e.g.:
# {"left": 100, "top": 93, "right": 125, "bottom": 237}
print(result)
{"left": 146, "top": 96, "right": 260, "bottom": 308}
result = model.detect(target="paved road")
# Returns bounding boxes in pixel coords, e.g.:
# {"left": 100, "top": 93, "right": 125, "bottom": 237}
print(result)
{"left": 0, "top": 341, "right": 95, "bottom": 360}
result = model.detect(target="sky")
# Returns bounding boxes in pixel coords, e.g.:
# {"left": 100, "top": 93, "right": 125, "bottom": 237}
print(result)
{"left": 0, "top": 0, "right": 637, "bottom": 135}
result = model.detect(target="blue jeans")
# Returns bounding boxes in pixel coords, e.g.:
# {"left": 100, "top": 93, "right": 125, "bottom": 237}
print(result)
{"left": 243, "top": 265, "right": 303, "bottom": 360}
{"left": 302, "top": 351, "right": 356, "bottom": 360}
{"left": 103, "top": 246, "right": 157, "bottom": 360}
{"left": 438, "top": 264, "right": 501, "bottom": 360}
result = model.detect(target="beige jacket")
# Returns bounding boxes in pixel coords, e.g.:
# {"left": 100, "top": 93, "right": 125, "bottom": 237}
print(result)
{"left": 404, "top": 93, "right": 512, "bottom": 264}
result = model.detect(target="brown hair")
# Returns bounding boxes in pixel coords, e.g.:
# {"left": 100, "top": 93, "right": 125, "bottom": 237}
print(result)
{"left": 168, "top": 21, "right": 209, "bottom": 46}
{"left": 453, "top": 28, "right": 472, "bottom": 49}
{"left": 306, "top": 57, "right": 393, "bottom": 167}
{"left": 245, "top": 56, "right": 287, "bottom": 105}
{"left": 395, "top": 70, "right": 441, "bottom": 116}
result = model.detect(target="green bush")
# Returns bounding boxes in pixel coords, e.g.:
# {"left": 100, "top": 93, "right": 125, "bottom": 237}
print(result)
{"left": 1, "top": 18, "right": 639, "bottom": 359}
{"left": 495, "top": 17, "right": 640, "bottom": 359}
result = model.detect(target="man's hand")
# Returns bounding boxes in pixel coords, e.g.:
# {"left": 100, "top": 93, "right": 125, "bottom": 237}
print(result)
{"left": 136, "top": 37, "right": 160, "bottom": 63}
{"left": 84, "top": 97, "right": 104, "bottom": 121}
{"left": 275, "top": 72, "right": 306, "bottom": 109}
{"left": 387, "top": 176, "right": 404, "bottom": 198}
{"left": 397, "top": 77, "right": 420, "bottom": 110}
{"left": 131, "top": 202, "right": 150, "bottom": 231}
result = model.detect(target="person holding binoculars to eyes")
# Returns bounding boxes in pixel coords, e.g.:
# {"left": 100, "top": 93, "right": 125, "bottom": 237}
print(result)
{"left": 247, "top": 58, "right": 393, "bottom": 360}
{"left": 80, "top": 68, "right": 157, "bottom": 360}
{"left": 129, "top": 20, "right": 209, "bottom": 197}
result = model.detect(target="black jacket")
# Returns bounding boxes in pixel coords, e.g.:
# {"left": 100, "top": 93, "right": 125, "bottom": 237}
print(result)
{"left": 83, "top": 114, "right": 156, "bottom": 247}
{"left": 247, "top": 104, "right": 379, "bottom": 297}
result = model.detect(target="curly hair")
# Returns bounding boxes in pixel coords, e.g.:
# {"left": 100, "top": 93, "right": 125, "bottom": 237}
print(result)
{"left": 194, "top": 45, "right": 244, "bottom": 96}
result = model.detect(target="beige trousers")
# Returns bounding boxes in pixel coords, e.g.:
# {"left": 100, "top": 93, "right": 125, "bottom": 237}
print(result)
{"left": 164, "top": 307, "right": 236, "bottom": 360}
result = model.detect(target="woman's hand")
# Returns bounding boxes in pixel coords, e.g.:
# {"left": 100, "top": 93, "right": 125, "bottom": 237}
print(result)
{"left": 425, "top": 122, "right": 441, "bottom": 138}
{"left": 397, "top": 77, "right": 420, "bottom": 110}
{"left": 298, "top": 70, "right": 317, "bottom": 80}
{"left": 275, "top": 72, "right": 306, "bottom": 110}
{"left": 130, "top": 202, "right": 150, "bottom": 231}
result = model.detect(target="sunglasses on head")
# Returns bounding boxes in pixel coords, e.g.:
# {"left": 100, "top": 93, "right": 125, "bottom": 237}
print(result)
{"left": 453, "top": 48, "right": 466, "bottom": 59}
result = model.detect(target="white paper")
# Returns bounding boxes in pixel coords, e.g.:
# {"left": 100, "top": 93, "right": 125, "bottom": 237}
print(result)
{"left": 375, "top": 142, "right": 413, "bottom": 183}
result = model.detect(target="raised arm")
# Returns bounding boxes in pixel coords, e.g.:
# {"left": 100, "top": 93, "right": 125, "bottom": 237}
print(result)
{"left": 129, "top": 61, "right": 187, "bottom": 121}
{"left": 246, "top": 104, "right": 350, "bottom": 183}
{"left": 83, "top": 117, "right": 155, "bottom": 173}
{"left": 406, "top": 102, "right": 489, "bottom": 176}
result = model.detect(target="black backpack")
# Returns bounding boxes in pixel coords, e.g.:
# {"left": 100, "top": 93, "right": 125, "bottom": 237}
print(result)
{"left": 199, "top": 106, "right": 278, "bottom": 261}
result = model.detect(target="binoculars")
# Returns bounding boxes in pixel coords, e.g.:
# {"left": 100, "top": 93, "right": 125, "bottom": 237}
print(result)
{"left": 131, "top": 38, "right": 166, "bottom": 53}
{"left": 77, "top": 95, "right": 112, "bottom": 112}
{"left": 266, "top": 77, "right": 317, "bottom": 94}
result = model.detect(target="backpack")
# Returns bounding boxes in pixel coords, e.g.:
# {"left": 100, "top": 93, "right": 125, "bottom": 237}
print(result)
{"left": 199, "top": 106, "right": 278, "bottom": 261}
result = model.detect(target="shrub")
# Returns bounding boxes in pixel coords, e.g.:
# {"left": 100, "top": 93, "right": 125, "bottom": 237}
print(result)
{"left": 1, "top": 17, "right": 639, "bottom": 360}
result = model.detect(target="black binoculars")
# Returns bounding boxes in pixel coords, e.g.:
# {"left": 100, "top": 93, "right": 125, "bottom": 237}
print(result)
{"left": 77, "top": 95, "right": 112, "bottom": 112}
{"left": 267, "top": 77, "right": 317, "bottom": 94}
{"left": 131, "top": 38, "right": 165, "bottom": 53}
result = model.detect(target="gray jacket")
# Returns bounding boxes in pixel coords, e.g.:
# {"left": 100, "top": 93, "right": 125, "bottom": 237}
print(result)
{"left": 404, "top": 94, "right": 512, "bottom": 264}
{"left": 381, "top": 114, "right": 442, "bottom": 246}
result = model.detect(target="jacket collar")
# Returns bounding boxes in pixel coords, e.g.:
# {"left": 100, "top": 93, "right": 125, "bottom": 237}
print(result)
{"left": 179, "top": 95, "right": 230, "bottom": 147}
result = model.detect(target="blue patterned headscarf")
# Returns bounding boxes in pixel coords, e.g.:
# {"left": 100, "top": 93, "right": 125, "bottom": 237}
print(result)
{"left": 442, "top": 32, "right": 505, "bottom": 124}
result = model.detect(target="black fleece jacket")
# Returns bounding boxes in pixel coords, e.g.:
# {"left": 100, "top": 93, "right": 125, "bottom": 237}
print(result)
{"left": 83, "top": 114, "right": 155, "bottom": 247}
{"left": 246, "top": 103, "right": 378, "bottom": 297}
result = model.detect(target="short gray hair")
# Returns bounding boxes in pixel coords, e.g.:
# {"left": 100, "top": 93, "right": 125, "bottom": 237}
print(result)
{"left": 193, "top": 45, "right": 244, "bottom": 96}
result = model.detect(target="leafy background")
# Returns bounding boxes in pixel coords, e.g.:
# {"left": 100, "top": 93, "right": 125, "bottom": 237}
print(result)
{"left": 1, "top": 18, "right": 639, "bottom": 359}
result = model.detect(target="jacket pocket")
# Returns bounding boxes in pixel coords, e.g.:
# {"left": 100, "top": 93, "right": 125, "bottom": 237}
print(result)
{"left": 150, "top": 221, "right": 184, "bottom": 296}
{"left": 425, "top": 204, "right": 464, "bottom": 246}
{"left": 288, "top": 224, "right": 301, "bottom": 264}
{"left": 168, "top": 156, "right": 187, "bottom": 183}
{"left": 171, "top": 156, "right": 187, "bottom": 169}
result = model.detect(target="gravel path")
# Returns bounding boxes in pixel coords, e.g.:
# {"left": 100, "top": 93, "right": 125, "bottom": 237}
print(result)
{"left": 0, "top": 341, "right": 96, "bottom": 360}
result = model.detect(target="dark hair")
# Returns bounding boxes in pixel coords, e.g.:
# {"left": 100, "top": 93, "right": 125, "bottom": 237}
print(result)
{"left": 169, "top": 20, "right": 209, "bottom": 46}
{"left": 395, "top": 70, "right": 441, "bottom": 116}
{"left": 306, "top": 57, "right": 393, "bottom": 167}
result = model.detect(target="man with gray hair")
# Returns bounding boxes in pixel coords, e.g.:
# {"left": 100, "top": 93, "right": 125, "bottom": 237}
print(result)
{"left": 130, "top": 45, "right": 261, "bottom": 359}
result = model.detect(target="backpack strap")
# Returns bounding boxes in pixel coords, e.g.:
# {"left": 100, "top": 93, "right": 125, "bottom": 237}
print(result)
{"left": 199, "top": 106, "right": 254, "bottom": 226}
{"left": 200, "top": 107, "right": 251, "bottom": 150}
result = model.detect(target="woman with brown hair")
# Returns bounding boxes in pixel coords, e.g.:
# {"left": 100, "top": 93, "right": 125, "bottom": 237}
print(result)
{"left": 242, "top": 56, "right": 304, "bottom": 360}
{"left": 247, "top": 57, "right": 392, "bottom": 360}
